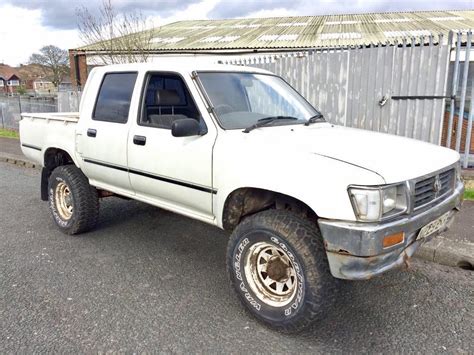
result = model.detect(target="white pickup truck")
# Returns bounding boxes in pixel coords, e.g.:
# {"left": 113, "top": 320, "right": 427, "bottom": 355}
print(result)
{"left": 20, "top": 61, "right": 464, "bottom": 332}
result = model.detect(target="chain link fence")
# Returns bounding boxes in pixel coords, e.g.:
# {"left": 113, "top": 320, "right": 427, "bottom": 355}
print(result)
{"left": 0, "top": 92, "right": 81, "bottom": 131}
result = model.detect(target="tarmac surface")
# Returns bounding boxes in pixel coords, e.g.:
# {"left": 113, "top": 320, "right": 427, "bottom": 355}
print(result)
{"left": 0, "top": 162, "right": 473, "bottom": 353}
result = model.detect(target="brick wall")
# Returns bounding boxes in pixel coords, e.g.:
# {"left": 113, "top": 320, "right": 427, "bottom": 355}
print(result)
{"left": 441, "top": 111, "right": 474, "bottom": 154}
{"left": 68, "top": 50, "right": 88, "bottom": 89}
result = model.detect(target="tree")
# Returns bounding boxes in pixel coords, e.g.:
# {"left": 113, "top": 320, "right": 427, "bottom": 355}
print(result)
{"left": 29, "top": 45, "right": 69, "bottom": 88}
{"left": 76, "top": 0, "right": 155, "bottom": 64}
{"left": 17, "top": 84, "right": 27, "bottom": 96}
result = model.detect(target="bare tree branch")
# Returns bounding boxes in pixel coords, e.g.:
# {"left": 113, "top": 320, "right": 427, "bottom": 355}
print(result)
{"left": 76, "top": 0, "right": 155, "bottom": 64}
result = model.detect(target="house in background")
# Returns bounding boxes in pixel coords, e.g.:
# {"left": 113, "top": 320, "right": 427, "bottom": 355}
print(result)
{"left": 0, "top": 65, "right": 22, "bottom": 95}
{"left": 17, "top": 64, "right": 55, "bottom": 95}
{"left": 0, "top": 63, "right": 72, "bottom": 97}
{"left": 0, "top": 75, "right": 5, "bottom": 93}
{"left": 58, "top": 74, "right": 72, "bottom": 92}
{"left": 28, "top": 78, "right": 55, "bottom": 95}
{"left": 6, "top": 74, "right": 21, "bottom": 94}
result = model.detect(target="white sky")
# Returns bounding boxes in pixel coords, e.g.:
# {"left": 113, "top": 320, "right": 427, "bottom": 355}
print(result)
{"left": 0, "top": 0, "right": 471, "bottom": 66}
{"left": 0, "top": 4, "right": 79, "bottom": 66}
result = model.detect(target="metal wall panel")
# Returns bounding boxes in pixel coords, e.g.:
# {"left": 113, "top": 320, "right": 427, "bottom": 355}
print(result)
{"left": 225, "top": 35, "right": 452, "bottom": 147}
{"left": 447, "top": 31, "right": 474, "bottom": 168}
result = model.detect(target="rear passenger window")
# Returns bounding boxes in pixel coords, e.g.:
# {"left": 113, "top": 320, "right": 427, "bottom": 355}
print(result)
{"left": 93, "top": 72, "right": 137, "bottom": 123}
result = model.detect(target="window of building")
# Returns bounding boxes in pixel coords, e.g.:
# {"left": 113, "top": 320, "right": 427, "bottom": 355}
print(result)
{"left": 151, "top": 37, "right": 186, "bottom": 44}
{"left": 93, "top": 72, "right": 138, "bottom": 124}
{"left": 384, "top": 30, "right": 431, "bottom": 37}
{"left": 325, "top": 20, "right": 360, "bottom": 25}
{"left": 320, "top": 32, "right": 362, "bottom": 40}
{"left": 374, "top": 18, "right": 412, "bottom": 23}
{"left": 258, "top": 34, "right": 299, "bottom": 41}
{"left": 7, "top": 80, "right": 20, "bottom": 86}
{"left": 428, "top": 16, "right": 464, "bottom": 21}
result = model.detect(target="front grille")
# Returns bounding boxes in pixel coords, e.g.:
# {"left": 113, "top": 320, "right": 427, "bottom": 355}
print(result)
{"left": 414, "top": 168, "right": 455, "bottom": 209}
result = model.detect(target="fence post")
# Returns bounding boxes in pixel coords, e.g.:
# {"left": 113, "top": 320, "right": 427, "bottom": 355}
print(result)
{"left": 0, "top": 103, "right": 4, "bottom": 129}
{"left": 446, "top": 32, "right": 461, "bottom": 148}
{"left": 455, "top": 31, "right": 472, "bottom": 152}
{"left": 464, "top": 75, "right": 474, "bottom": 168}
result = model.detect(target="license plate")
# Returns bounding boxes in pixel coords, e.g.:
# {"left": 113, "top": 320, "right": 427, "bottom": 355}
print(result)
{"left": 417, "top": 212, "right": 451, "bottom": 240}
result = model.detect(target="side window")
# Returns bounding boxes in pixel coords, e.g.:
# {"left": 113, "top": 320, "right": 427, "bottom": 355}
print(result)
{"left": 140, "top": 73, "right": 202, "bottom": 130}
{"left": 93, "top": 72, "right": 138, "bottom": 123}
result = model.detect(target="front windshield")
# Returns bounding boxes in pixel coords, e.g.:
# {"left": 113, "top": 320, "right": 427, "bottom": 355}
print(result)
{"left": 198, "top": 72, "right": 321, "bottom": 130}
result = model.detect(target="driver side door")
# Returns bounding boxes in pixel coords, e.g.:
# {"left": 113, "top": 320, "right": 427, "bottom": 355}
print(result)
{"left": 127, "top": 71, "right": 216, "bottom": 222}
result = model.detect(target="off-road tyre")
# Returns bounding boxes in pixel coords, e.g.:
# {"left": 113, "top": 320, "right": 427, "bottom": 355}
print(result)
{"left": 227, "top": 209, "right": 337, "bottom": 333}
{"left": 48, "top": 165, "right": 99, "bottom": 235}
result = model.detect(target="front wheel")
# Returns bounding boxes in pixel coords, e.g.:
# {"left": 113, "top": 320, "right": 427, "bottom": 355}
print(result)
{"left": 226, "top": 210, "right": 338, "bottom": 333}
{"left": 48, "top": 165, "right": 99, "bottom": 235}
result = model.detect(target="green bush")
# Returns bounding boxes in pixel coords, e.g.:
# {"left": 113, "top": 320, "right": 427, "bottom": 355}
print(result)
{"left": 465, "top": 189, "right": 474, "bottom": 201}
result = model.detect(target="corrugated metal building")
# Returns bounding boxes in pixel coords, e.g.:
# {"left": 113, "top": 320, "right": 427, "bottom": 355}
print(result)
{"left": 77, "top": 10, "right": 474, "bottom": 54}
{"left": 71, "top": 10, "right": 474, "bottom": 74}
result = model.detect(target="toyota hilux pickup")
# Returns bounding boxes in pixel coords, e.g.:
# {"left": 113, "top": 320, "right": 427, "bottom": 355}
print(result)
{"left": 20, "top": 61, "right": 464, "bottom": 332}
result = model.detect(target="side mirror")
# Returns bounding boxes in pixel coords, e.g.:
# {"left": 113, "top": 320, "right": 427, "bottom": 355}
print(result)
{"left": 171, "top": 118, "right": 202, "bottom": 137}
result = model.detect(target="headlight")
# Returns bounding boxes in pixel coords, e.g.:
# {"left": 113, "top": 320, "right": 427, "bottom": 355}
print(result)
{"left": 348, "top": 184, "right": 408, "bottom": 222}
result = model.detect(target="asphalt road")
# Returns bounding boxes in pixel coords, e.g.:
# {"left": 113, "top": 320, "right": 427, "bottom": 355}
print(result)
{"left": 1, "top": 162, "right": 473, "bottom": 353}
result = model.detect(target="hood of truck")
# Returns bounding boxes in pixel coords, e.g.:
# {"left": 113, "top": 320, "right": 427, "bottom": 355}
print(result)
{"left": 242, "top": 123, "right": 460, "bottom": 183}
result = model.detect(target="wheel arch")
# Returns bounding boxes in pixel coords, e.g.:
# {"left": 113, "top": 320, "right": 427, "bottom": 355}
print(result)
{"left": 41, "top": 147, "right": 77, "bottom": 201}
{"left": 221, "top": 187, "right": 318, "bottom": 231}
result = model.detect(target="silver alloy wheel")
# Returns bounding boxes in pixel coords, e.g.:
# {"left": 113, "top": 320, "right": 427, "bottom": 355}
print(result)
{"left": 55, "top": 182, "right": 73, "bottom": 220}
{"left": 244, "top": 241, "right": 298, "bottom": 307}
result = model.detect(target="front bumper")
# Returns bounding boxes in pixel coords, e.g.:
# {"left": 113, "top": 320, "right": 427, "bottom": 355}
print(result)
{"left": 318, "top": 181, "right": 464, "bottom": 280}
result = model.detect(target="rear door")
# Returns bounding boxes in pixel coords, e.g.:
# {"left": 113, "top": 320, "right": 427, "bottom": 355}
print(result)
{"left": 127, "top": 71, "right": 216, "bottom": 220}
{"left": 78, "top": 71, "right": 138, "bottom": 194}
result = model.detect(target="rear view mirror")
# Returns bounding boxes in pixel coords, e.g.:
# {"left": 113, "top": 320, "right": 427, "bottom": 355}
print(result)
{"left": 171, "top": 118, "right": 202, "bottom": 137}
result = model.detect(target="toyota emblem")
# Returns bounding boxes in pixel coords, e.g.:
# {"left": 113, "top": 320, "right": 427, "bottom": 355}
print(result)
{"left": 433, "top": 175, "right": 442, "bottom": 195}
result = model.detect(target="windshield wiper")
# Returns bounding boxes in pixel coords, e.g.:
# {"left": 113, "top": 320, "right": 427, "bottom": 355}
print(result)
{"left": 243, "top": 116, "right": 299, "bottom": 133}
{"left": 304, "top": 113, "right": 326, "bottom": 126}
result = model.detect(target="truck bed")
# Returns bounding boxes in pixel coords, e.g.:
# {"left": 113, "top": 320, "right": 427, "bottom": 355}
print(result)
{"left": 21, "top": 112, "right": 80, "bottom": 122}
{"left": 19, "top": 112, "right": 79, "bottom": 167}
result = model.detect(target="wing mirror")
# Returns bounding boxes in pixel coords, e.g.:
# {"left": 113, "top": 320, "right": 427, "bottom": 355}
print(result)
{"left": 171, "top": 118, "right": 205, "bottom": 137}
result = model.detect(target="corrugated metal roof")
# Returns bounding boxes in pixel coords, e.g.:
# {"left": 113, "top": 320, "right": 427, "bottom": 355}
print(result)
{"left": 78, "top": 10, "right": 474, "bottom": 52}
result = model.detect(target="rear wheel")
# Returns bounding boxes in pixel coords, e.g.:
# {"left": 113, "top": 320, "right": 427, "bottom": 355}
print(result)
{"left": 226, "top": 210, "right": 337, "bottom": 333}
{"left": 48, "top": 165, "right": 99, "bottom": 235}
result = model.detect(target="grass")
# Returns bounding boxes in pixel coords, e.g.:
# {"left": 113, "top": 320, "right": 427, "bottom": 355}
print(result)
{"left": 0, "top": 128, "right": 19, "bottom": 139}
{"left": 465, "top": 189, "right": 474, "bottom": 201}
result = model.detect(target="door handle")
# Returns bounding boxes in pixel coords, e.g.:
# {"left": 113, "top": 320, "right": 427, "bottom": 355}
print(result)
{"left": 133, "top": 135, "right": 146, "bottom": 146}
{"left": 87, "top": 128, "right": 97, "bottom": 137}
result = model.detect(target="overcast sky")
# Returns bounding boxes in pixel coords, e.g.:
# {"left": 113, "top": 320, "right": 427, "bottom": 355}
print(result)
{"left": 0, "top": 0, "right": 472, "bottom": 66}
